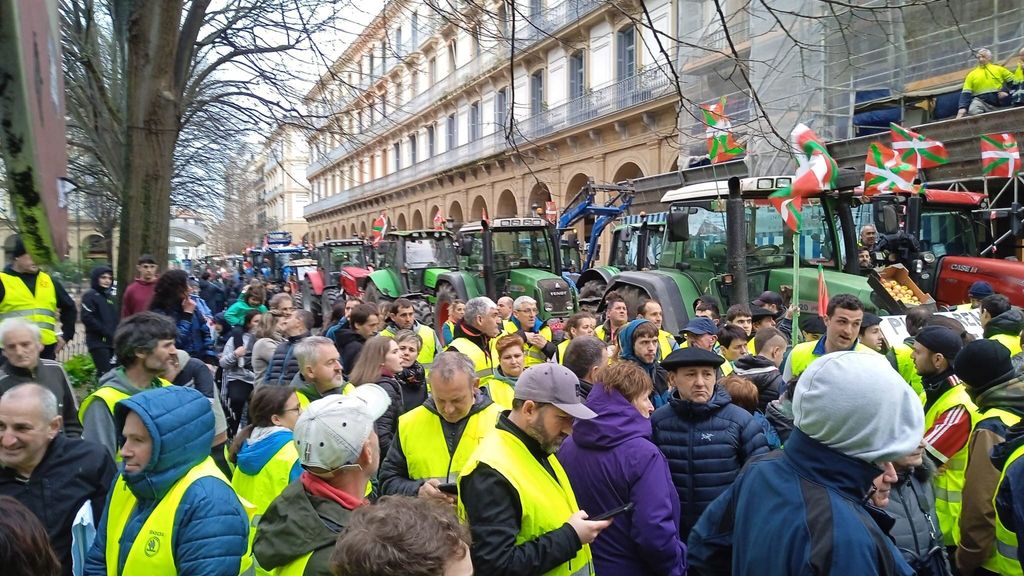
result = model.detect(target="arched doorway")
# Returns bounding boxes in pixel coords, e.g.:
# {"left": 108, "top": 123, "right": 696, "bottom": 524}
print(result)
{"left": 470, "top": 195, "right": 487, "bottom": 224}
{"left": 397, "top": 212, "right": 408, "bottom": 230}
{"left": 496, "top": 189, "right": 517, "bottom": 217}
{"left": 448, "top": 200, "right": 464, "bottom": 228}
{"left": 527, "top": 182, "right": 551, "bottom": 217}
{"left": 612, "top": 161, "right": 644, "bottom": 183}
{"left": 331, "top": 226, "right": 338, "bottom": 239}
{"left": 563, "top": 172, "right": 594, "bottom": 242}
{"left": 412, "top": 209, "right": 424, "bottom": 229}
{"left": 83, "top": 234, "right": 108, "bottom": 260}
{"left": 429, "top": 205, "right": 442, "bottom": 229}
{"left": 349, "top": 223, "right": 357, "bottom": 237}
{"left": 359, "top": 222, "right": 368, "bottom": 238}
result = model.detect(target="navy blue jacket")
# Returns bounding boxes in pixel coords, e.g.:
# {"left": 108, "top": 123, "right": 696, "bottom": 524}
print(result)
{"left": 84, "top": 387, "right": 249, "bottom": 576}
{"left": 688, "top": 429, "right": 914, "bottom": 576}
{"left": 151, "top": 304, "right": 217, "bottom": 364}
{"left": 559, "top": 382, "right": 686, "bottom": 576}
{"left": 652, "top": 385, "right": 768, "bottom": 538}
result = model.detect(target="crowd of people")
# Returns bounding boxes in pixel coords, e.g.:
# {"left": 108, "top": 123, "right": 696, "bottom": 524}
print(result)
{"left": 3, "top": 246, "right": 1024, "bottom": 576}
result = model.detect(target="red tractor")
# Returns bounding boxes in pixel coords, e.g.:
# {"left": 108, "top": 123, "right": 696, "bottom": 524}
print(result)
{"left": 299, "top": 239, "right": 375, "bottom": 327}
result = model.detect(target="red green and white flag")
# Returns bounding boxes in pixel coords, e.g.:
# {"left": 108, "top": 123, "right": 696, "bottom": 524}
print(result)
{"left": 981, "top": 133, "right": 1021, "bottom": 177}
{"left": 790, "top": 123, "right": 838, "bottom": 191}
{"left": 702, "top": 96, "right": 744, "bottom": 163}
{"left": 433, "top": 211, "right": 445, "bottom": 230}
{"left": 890, "top": 123, "right": 948, "bottom": 169}
{"left": 864, "top": 142, "right": 919, "bottom": 195}
{"left": 371, "top": 213, "right": 388, "bottom": 246}
{"left": 817, "top": 264, "right": 829, "bottom": 318}
{"left": 768, "top": 190, "right": 803, "bottom": 232}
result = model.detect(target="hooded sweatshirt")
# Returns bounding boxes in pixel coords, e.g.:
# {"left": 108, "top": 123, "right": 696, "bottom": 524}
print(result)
{"left": 559, "top": 383, "right": 686, "bottom": 576}
{"left": 80, "top": 368, "right": 166, "bottom": 459}
{"left": 121, "top": 276, "right": 157, "bottom": 318}
{"left": 732, "top": 354, "right": 783, "bottom": 412}
{"left": 83, "top": 387, "right": 249, "bottom": 576}
{"left": 335, "top": 328, "right": 366, "bottom": 378}
{"left": 618, "top": 319, "right": 669, "bottom": 407}
{"left": 235, "top": 427, "right": 301, "bottom": 484}
{"left": 985, "top": 307, "right": 1024, "bottom": 353}
{"left": 81, "top": 265, "right": 118, "bottom": 349}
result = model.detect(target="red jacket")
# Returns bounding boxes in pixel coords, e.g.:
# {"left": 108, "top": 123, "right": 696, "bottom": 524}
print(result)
{"left": 121, "top": 278, "right": 156, "bottom": 318}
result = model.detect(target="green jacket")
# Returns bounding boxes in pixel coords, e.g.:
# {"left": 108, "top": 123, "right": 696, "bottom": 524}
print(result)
{"left": 253, "top": 479, "right": 352, "bottom": 575}
{"left": 224, "top": 298, "right": 268, "bottom": 327}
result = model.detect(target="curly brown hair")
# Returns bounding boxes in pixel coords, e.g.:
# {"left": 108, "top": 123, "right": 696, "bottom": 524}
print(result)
{"left": 330, "top": 495, "right": 470, "bottom": 576}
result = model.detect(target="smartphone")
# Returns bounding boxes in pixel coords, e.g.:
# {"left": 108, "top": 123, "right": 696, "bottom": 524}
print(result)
{"left": 437, "top": 482, "right": 458, "bottom": 495}
{"left": 589, "top": 502, "right": 634, "bottom": 521}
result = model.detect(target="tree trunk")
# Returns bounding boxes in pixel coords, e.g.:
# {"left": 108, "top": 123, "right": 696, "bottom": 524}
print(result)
{"left": 115, "top": 0, "right": 185, "bottom": 292}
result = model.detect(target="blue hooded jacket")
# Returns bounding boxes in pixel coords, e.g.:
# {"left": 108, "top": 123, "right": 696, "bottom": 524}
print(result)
{"left": 618, "top": 319, "right": 670, "bottom": 407}
{"left": 235, "top": 428, "right": 302, "bottom": 482}
{"left": 84, "top": 386, "right": 249, "bottom": 576}
{"left": 558, "top": 383, "right": 686, "bottom": 576}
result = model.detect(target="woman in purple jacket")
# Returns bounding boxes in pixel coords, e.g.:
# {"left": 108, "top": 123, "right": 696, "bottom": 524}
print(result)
{"left": 558, "top": 362, "right": 686, "bottom": 576}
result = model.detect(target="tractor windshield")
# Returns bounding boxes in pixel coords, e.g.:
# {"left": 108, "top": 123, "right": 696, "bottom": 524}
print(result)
{"left": 492, "top": 228, "right": 554, "bottom": 271}
{"left": 329, "top": 246, "right": 367, "bottom": 269}
{"left": 403, "top": 236, "right": 458, "bottom": 268}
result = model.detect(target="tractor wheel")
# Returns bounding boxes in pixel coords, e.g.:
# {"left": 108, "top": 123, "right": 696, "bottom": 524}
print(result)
{"left": 434, "top": 283, "right": 460, "bottom": 335}
{"left": 363, "top": 282, "right": 392, "bottom": 317}
{"left": 321, "top": 288, "right": 340, "bottom": 327}
{"left": 301, "top": 281, "right": 322, "bottom": 328}
{"left": 412, "top": 297, "right": 434, "bottom": 328}
{"left": 615, "top": 285, "right": 650, "bottom": 322}
{"left": 578, "top": 279, "right": 607, "bottom": 313}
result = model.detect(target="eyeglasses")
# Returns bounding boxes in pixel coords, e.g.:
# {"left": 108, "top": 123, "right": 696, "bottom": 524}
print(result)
{"left": 282, "top": 406, "right": 302, "bottom": 415}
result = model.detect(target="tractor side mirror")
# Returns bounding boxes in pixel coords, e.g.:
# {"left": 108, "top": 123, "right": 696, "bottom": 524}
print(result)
{"left": 880, "top": 205, "right": 899, "bottom": 235}
{"left": 667, "top": 209, "right": 690, "bottom": 242}
{"left": 459, "top": 237, "right": 473, "bottom": 257}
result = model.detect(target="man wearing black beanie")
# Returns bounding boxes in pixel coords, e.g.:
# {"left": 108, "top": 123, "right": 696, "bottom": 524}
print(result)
{"left": 0, "top": 238, "right": 77, "bottom": 360}
{"left": 952, "top": 339, "right": 1024, "bottom": 575}
{"left": 914, "top": 325, "right": 973, "bottom": 552}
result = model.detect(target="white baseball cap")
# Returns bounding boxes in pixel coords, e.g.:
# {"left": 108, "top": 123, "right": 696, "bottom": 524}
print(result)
{"left": 294, "top": 384, "right": 390, "bottom": 476}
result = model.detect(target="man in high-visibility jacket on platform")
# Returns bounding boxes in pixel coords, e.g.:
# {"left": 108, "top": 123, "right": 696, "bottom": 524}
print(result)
{"left": 446, "top": 297, "right": 503, "bottom": 389}
{"left": 0, "top": 238, "right": 78, "bottom": 360}
{"left": 254, "top": 386, "right": 390, "bottom": 576}
{"left": 951, "top": 339, "right": 1024, "bottom": 576}
{"left": 508, "top": 296, "right": 557, "bottom": 366}
{"left": 637, "top": 299, "right": 679, "bottom": 361}
{"left": 913, "top": 325, "right": 975, "bottom": 547}
{"left": 955, "top": 281, "right": 994, "bottom": 312}
{"left": 957, "top": 47, "right": 1013, "bottom": 118}
{"left": 980, "top": 294, "right": 1024, "bottom": 356}
{"left": 84, "top": 386, "right": 250, "bottom": 575}
{"left": 380, "top": 351, "right": 502, "bottom": 498}
{"left": 782, "top": 294, "right": 873, "bottom": 383}
{"left": 458, "top": 363, "right": 611, "bottom": 575}
{"left": 379, "top": 297, "right": 442, "bottom": 371}
{"left": 79, "top": 312, "right": 176, "bottom": 460}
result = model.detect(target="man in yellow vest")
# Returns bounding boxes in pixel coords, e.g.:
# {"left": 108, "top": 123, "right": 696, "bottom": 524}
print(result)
{"left": 441, "top": 299, "right": 466, "bottom": 346}
{"left": 956, "top": 281, "right": 994, "bottom": 312}
{"left": 290, "top": 336, "right": 348, "bottom": 408}
{"left": 0, "top": 238, "right": 77, "bottom": 360}
{"left": 979, "top": 294, "right": 1024, "bottom": 356}
{"left": 957, "top": 47, "right": 1013, "bottom": 118}
{"left": 446, "top": 297, "right": 502, "bottom": 387}
{"left": 913, "top": 325, "right": 974, "bottom": 548}
{"left": 84, "top": 386, "right": 250, "bottom": 575}
{"left": 379, "top": 298, "right": 442, "bottom": 370}
{"left": 595, "top": 290, "right": 629, "bottom": 344}
{"left": 380, "top": 351, "right": 501, "bottom": 498}
{"left": 508, "top": 296, "right": 557, "bottom": 366}
{"left": 951, "top": 339, "right": 1024, "bottom": 576}
{"left": 79, "top": 312, "right": 176, "bottom": 459}
{"left": 496, "top": 296, "right": 515, "bottom": 325}
{"left": 637, "top": 299, "right": 679, "bottom": 360}
{"left": 782, "top": 294, "right": 872, "bottom": 382}
{"left": 859, "top": 313, "right": 924, "bottom": 401}
{"left": 458, "top": 363, "right": 610, "bottom": 575}
{"left": 254, "top": 386, "right": 390, "bottom": 575}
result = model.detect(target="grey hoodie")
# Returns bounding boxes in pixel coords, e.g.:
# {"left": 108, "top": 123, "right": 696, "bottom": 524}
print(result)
{"left": 80, "top": 368, "right": 163, "bottom": 459}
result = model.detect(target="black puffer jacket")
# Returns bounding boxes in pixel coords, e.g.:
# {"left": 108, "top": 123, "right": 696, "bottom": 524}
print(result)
{"left": 651, "top": 385, "right": 769, "bottom": 538}
{"left": 264, "top": 332, "right": 310, "bottom": 386}
{"left": 375, "top": 374, "right": 403, "bottom": 460}
{"left": 985, "top": 307, "right": 1024, "bottom": 340}
{"left": 733, "top": 354, "right": 784, "bottom": 412}
{"left": 335, "top": 328, "right": 366, "bottom": 378}
{"left": 80, "top": 265, "right": 118, "bottom": 349}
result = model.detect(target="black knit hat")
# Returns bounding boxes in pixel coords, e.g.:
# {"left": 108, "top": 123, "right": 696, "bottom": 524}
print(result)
{"left": 953, "top": 339, "right": 1014, "bottom": 392}
{"left": 798, "top": 314, "right": 826, "bottom": 335}
{"left": 11, "top": 238, "right": 27, "bottom": 258}
{"left": 860, "top": 312, "right": 882, "bottom": 331}
{"left": 915, "top": 325, "right": 963, "bottom": 361}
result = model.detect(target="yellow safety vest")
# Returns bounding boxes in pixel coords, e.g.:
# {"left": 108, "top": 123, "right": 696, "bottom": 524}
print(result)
{"left": 976, "top": 407, "right": 1023, "bottom": 574}
{"left": 955, "top": 303, "right": 975, "bottom": 312}
{"left": 995, "top": 442, "right": 1024, "bottom": 576}
{"left": 501, "top": 319, "right": 518, "bottom": 336}
{"left": 78, "top": 380, "right": 170, "bottom": 461}
{"left": 523, "top": 325, "right": 554, "bottom": 367}
{"left": 925, "top": 384, "right": 980, "bottom": 546}
{"left": 990, "top": 333, "right": 1023, "bottom": 357}
{"left": 398, "top": 403, "right": 502, "bottom": 482}
{"left": 105, "top": 458, "right": 251, "bottom": 575}
{"left": 746, "top": 339, "right": 757, "bottom": 355}
{"left": 786, "top": 340, "right": 873, "bottom": 380}
{"left": 891, "top": 343, "right": 926, "bottom": 403}
{"left": 658, "top": 330, "right": 677, "bottom": 361}
{"left": 556, "top": 338, "right": 570, "bottom": 364}
{"left": 486, "top": 378, "right": 515, "bottom": 409}
{"left": 231, "top": 440, "right": 298, "bottom": 576}
{"left": 0, "top": 271, "right": 58, "bottom": 345}
{"left": 595, "top": 324, "right": 611, "bottom": 343}
{"left": 443, "top": 320, "right": 456, "bottom": 345}
{"left": 458, "top": 428, "right": 595, "bottom": 576}
{"left": 448, "top": 338, "right": 497, "bottom": 388}
{"left": 295, "top": 383, "right": 354, "bottom": 409}
{"left": 381, "top": 324, "right": 439, "bottom": 368}
{"left": 963, "top": 63, "right": 1013, "bottom": 97}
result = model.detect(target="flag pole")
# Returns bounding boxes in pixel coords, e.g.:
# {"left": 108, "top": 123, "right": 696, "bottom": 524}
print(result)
{"left": 790, "top": 227, "right": 801, "bottom": 346}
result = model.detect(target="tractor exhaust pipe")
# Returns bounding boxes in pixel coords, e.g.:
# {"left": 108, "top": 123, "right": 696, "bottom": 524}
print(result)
{"left": 726, "top": 176, "right": 748, "bottom": 306}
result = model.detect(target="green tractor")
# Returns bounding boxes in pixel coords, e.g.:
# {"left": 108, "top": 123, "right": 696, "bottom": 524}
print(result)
{"left": 361, "top": 229, "right": 459, "bottom": 327}
{"left": 433, "top": 217, "right": 577, "bottom": 334}
{"left": 575, "top": 212, "right": 667, "bottom": 311}
{"left": 602, "top": 176, "right": 876, "bottom": 337}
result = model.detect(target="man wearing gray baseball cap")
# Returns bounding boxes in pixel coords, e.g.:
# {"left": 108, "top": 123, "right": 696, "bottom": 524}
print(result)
{"left": 254, "top": 384, "right": 390, "bottom": 576}
{"left": 458, "top": 363, "right": 610, "bottom": 576}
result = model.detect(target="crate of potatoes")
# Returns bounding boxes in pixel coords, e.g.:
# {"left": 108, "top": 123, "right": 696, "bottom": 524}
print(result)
{"left": 868, "top": 264, "right": 937, "bottom": 314}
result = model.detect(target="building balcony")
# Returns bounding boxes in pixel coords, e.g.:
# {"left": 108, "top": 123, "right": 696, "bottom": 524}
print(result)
{"left": 304, "top": 65, "right": 676, "bottom": 219}
{"left": 515, "top": 0, "right": 607, "bottom": 52}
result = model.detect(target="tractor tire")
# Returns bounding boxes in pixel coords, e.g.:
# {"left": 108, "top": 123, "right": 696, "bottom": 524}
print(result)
{"left": 321, "top": 288, "right": 341, "bottom": 327}
{"left": 578, "top": 279, "right": 607, "bottom": 313}
{"left": 434, "top": 283, "right": 460, "bottom": 335}
{"left": 301, "top": 281, "right": 322, "bottom": 328}
{"left": 363, "top": 282, "right": 388, "bottom": 308}
{"left": 412, "top": 297, "right": 433, "bottom": 328}
{"left": 615, "top": 285, "right": 650, "bottom": 322}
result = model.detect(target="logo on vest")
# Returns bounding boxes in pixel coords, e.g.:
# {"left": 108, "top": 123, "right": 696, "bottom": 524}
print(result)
{"left": 700, "top": 432, "right": 714, "bottom": 442}
{"left": 145, "top": 532, "right": 164, "bottom": 557}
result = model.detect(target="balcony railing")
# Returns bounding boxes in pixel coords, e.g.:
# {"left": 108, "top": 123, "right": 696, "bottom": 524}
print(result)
{"left": 515, "top": 0, "right": 607, "bottom": 52}
{"left": 305, "top": 65, "right": 677, "bottom": 218}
